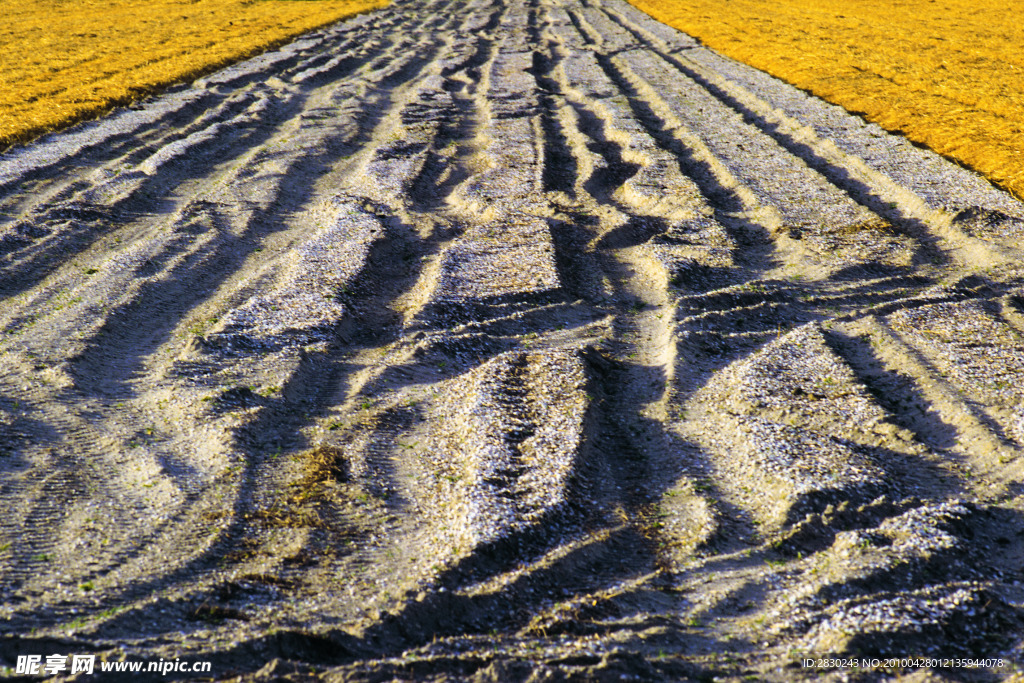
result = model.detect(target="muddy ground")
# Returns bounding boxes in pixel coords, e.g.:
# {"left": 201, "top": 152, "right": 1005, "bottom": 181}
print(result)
{"left": 3, "top": 0, "right": 1024, "bottom": 680}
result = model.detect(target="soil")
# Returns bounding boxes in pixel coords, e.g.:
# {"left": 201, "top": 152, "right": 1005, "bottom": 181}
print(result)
{"left": 2, "top": 0, "right": 1024, "bottom": 680}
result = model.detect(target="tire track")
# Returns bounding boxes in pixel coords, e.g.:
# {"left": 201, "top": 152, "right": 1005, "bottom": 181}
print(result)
{"left": 3, "top": 0, "right": 1024, "bottom": 678}
{"left": 592, "top": 0, "right": 1024, "bottom": 270}
{"left": 0, "top": 0, "right": 473, "bottom": 634}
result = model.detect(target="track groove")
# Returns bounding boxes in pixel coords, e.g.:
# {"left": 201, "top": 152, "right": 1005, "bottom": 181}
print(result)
{"left": 3, "top": 0, "right": 1024, "bottom": 678}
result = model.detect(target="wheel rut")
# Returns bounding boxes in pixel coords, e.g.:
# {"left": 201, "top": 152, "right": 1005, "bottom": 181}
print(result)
{"left": 2, "top": 0, "right": 1024, "bottom": 679}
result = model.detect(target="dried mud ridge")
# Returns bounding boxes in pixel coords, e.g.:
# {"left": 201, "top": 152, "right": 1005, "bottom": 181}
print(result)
{"left": 3, "top": 0, "right": 1024, "bottom": 680}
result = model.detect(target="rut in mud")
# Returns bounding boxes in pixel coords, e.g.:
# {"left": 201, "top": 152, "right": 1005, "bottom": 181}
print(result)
{"left": 2, "top": 0, "right": 1024, "bottom": 679}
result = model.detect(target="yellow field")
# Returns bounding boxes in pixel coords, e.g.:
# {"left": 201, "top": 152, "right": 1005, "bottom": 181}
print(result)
{"left": 628, "top": 0, "right": 1024, "bottom": 199}
{"left": 0, "top": 0, "right": 387, "bottom": 150}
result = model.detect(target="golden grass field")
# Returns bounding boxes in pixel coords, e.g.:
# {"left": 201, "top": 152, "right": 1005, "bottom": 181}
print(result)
{"left": 628, "top": 0, "right": 1024, "bottom": 199}
{"left": 0, "top": 0, "right": 387, "bottom": 150}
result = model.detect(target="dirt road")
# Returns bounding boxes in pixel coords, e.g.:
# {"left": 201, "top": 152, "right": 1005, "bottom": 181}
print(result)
{"left": 2, "top": 0, "right": 1024, "bottom": 679}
